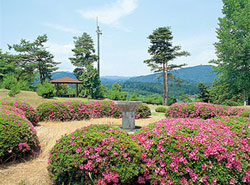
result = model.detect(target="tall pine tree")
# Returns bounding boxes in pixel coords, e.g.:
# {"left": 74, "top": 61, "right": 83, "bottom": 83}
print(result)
{"left": 8, "top": 35, "right": 60, "bottom": 84}
{"left": 69, "top": 33, "right": 98, "bottom": 79}
{"left": 144, "top": 27, "right": 190, "bottom": 105}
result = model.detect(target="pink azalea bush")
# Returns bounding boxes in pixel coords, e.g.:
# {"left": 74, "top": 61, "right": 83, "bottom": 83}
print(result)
{"left": 37, "top": 101, "right": 151, "bottom": 122}
{"left": 2, "top": 101, "right": 39, "bottom": 126}
{"left": 0, "top": 105, "right": 40, "bottom": 164}
{"left": 36, "top": 101, "right": 90, "bottom": 122}
{"left": 165, "top": 102, "right": 247, "bottom": 119}
{"left": 48, "top": 125, "right": 144, "bottom": 185}
{"left": 132, "top": 118, "right": 250, "bottom": 184}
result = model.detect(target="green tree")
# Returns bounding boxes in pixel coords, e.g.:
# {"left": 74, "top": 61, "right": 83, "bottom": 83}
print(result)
{"left": 144, "top": 27, "right": 190, "bottom": 105}
{"left": 36, "top": 80, "right": 55, "bottom": 98}
{"left": 209, "top": 79, "right": 242, "bottom": 106}
{"left": 211, "top": 0, "right": 250, "bottom": 105}
{"left": 0, "top": 50, "right": 17, "bottom": 80}
{"left": 8, "top": 35, "right": 60, "bottom": 84}
{"left": 129, "top": 93, "right": 139, "bottom": 101}
{"left": 198, "top": 82, "right": 210, "bottom": 103}
{"left": 69, "top": 33, "right": 98, "bottom": 79}
{"left": 108, "top": 83, "right": 127, "bottom": 100}
{"left": 79, "top": 65, "right": 101, "bottom": 99}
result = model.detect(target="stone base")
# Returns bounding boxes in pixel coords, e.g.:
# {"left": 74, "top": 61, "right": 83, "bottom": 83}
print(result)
{"left": 122, "top": 111, "right": 135, "bottom": 129}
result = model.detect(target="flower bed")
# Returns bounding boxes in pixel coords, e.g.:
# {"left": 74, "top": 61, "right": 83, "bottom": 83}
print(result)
{"left": 165, "top": 102, "right": 247, "bottom": 119}
{"left": 2, "top": 101, "right": 39, "bottom": 126}
{"left": 48, "top": 125, "right": 144, "bottom": 185}
{"left": 37, "top": 101, "right": 151, "bottom": 122}
{"left": 0, "top": 105, "right": 40, "bottom": 164}
{"left": 132, "top": 118, "right": 250, "bottom": 184}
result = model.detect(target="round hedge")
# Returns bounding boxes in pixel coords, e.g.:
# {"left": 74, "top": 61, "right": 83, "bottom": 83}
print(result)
{"left": 133, "top": 118, "right": 250, "bottom": 184}
{"left": 2, "top": 101, "right": 39, "bottom": 126}
{"left": 48, "top": 125, "right": 144, "bottom": 185}
{"left": 0, "top": 105, "right": 40, "bottom": 163}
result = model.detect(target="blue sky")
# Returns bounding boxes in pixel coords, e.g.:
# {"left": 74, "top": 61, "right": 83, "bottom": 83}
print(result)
{"left": 1, "top": 0, "right": 223, "bottom": 76}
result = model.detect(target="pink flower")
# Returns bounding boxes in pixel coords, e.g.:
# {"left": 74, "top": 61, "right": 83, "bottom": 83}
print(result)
{"left": 202, "top": 164, "right": 206, "bottom": 170}
{"left": 230, "top": 178, "right": 235, "bottom": 184}
{"left": 138, "top": 176, "right": 145, "bottom": 184}
{"left": 80, "top": 164, "right": 84, "bottom": 169}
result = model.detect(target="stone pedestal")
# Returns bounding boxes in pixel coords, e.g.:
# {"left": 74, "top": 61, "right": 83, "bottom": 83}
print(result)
{"left": 115, "top": 101, "right": 142, "bottom": 130}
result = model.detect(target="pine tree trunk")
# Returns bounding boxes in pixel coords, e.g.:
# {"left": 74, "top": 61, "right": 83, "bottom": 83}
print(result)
{"left": 165, "top": 63, "right": 169, "bottom": 106}
{"left": 39, "top": 71, "right": 43, "bottom": 85}
{"left": 162, "top": 63, "right": 166, "bottom": 105}
{"left": 243, "top": 88, "right": 246, "bottom": 106}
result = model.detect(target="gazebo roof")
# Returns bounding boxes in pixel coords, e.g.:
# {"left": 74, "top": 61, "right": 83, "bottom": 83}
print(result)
{"left": 50, "top": 76, "right": 82, "bottom": 84}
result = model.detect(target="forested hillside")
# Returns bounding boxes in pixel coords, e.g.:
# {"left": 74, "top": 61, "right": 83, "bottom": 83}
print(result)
{"left": 50, "top": 65, "right": 216, "bottom": 98}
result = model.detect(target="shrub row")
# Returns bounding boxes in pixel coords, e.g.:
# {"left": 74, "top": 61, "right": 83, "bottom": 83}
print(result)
{"left": 37, "top": 101, "right": 151, "bottom": 122}
{"left": 2, "top": 101, "right": 39, "bottom": 126}
{"left": 0, "top": 105, "right": 40, "bottom": 164}
{"left": 165, "top": 102, "right": 249, "bottom": 119}
{"left": 48, "top": 117, "right": 250, "bottom": 184}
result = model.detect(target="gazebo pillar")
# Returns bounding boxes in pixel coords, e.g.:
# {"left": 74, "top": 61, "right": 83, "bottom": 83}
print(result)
{"left": 76, "top": 84, "right": 78, "bottom": 97}
{"left": 54, "top": 84, "right": 58, "bottom": 97}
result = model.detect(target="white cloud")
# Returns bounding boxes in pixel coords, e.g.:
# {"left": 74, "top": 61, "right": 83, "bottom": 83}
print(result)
{"left": 77, "top": 0, "right": 138, "bottom": 31}
{"left": 45, "top": 42, "right": 75, "bottom": 72}
{"left": 42, "top": 22, "right": 81, "bottom": 34}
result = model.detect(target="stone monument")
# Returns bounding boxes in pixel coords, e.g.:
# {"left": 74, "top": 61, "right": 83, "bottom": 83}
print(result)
{"left": 115, "top": 101, "right": 142, "bottom": 131}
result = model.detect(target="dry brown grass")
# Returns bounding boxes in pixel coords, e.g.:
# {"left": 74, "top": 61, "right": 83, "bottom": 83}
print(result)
{"left": 0, "top": 89, "right": 90, "bottom": 108}
{"left": 0, "top": 116, "right": 164, "bottom": 185}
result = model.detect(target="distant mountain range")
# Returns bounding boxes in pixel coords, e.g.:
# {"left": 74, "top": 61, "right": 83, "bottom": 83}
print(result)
{"left": 53, "top": 65, "right": 216, "bottom": 84}
{"left": 127, "top": 65, "right": 217, "bottom": 84}
{"left": 51, "top": 65, "right": 217, "bottom": 97}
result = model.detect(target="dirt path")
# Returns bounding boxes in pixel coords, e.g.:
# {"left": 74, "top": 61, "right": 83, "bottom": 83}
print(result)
{"left": 0, "top": 117, "right": 164, "bottom": 185}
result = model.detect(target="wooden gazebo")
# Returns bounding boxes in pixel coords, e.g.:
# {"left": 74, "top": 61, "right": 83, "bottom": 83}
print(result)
{"left": 50, "top": 76, "right": 82, "bottom": 97}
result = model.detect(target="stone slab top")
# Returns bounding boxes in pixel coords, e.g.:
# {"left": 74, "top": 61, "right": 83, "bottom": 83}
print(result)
{"left": 115, "top": 101, "right": 142, "bottom": 112}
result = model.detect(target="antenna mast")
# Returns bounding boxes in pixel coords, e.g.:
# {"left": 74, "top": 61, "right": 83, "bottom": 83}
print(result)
{"left": 96, "top": 17, "right": 102, "bottom": 77}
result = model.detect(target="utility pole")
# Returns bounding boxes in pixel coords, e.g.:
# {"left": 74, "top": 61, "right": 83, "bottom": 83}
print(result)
{"left": 96, "top": 17, "right": 102, "bottom": 77}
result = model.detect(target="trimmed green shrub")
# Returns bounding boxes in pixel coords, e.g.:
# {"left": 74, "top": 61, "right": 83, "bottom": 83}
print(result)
{"left": 135, "top": 103, "right": 151, "bottom": 119}
{"left": 36, "top": 80, "right": 55, "bottom": 98}
{"left": 8, "top": 86, "right": 20, "bottom": 97}
{"left": 0, "top": 105, "right": 40, "bottom": 164}
{"left": 133, "top": 118, "right": 250, "bottom": 184}
{"left": 48, "top": 125, "right": 143, "bottom": 185}
{"left": 2, "top": 101, "right": 39, "bottom": 126}
{"left": 155, "top": 106, "right": 167, "bottom": 113}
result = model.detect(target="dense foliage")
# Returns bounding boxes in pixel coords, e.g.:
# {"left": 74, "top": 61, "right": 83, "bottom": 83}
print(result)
{"left": 0, "top": 105, "right": 40, "bottom": 163}
{"left": 2, "top": 101, "right": 39, "bottom": 126}
{"left": 211, "top": 0, "right": 250, "bottom": 105}
{"left": 48, "top": 125, "right": 143, "bottom": 185}
{"left": 36, "top": 80, "right": 55, "bottom": 98}
{"left": 8, "top": 35, "right": 60, "bottom": 84}
{"left": 133, "top": 118, "right": 250, "bottom": 184}
{"left": 165, "top": 102, "right": 247, "bottom": 119}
